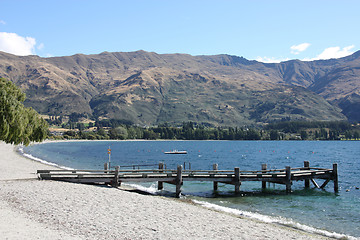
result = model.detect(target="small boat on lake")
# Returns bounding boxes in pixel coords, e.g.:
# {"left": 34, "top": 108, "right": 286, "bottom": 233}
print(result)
{"left": 164, "top": 150, "right": 187, "bottom": 154}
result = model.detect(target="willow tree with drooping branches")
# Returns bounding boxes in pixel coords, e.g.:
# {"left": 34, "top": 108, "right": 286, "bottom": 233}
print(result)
{"left": 0, "top": 78, "right": 48, "bottom": 145}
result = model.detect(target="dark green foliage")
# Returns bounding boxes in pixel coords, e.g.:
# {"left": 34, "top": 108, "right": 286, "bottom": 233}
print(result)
{"left": 49, "top": 117, "right": 360, "bottom": 141}
{"left": 354, "top": 131, "right": 360, "bottom": 139}
{"left": 245, "top": 129, "right": 261, "bottom": 140}
{"left": 96, "top": 119, "right": 134, "bottom": 128}
{"left": 109, "top": 126, "right": 128, "bottom": 140}
{"left": 143, "top": 129, "right": 158, "bottom": 140}
{"left": 69, "top": 112, "right": 86, "bottom": 123}
{"left": 300, "top": 130, "right": 308, "bottom": 140}
{"left": 0, "top": 78, "right": 48, "bottom": 145}
{"left": 270, "top": 130, "right": 280, "bottom": 140}
{"left": 266, "top": 121, "right": 351, "bottom": 133}
{"left": 328, "top": 130, "right": 340, "bottom": 140}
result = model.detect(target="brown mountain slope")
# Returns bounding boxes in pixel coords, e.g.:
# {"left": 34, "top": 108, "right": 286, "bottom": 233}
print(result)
{"left": 0, "top": 50, "right": 353, "bottom": 126}
{"left": 199, "top": 51, "right": 360, "bottom": 122}
{"left": 308, "top": 53, "right": 360, "bottom": 121}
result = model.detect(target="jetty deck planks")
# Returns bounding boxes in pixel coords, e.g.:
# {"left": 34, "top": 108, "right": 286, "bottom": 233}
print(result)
{"left": 37, "top": 161, "right": 338, "bottom": 198}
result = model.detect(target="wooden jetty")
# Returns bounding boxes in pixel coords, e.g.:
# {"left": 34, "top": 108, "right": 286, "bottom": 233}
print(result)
{"left": 37, "top": 161, "right": 338, "bottom": 198}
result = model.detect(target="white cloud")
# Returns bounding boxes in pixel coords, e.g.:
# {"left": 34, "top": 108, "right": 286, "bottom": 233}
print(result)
{"left": 307, "top": 45, "right": 355, "bottom": 61}
{"left": 0, "top": 32, "right": 37, "bottom": 56}
{"left": 37, "top": 43, "right": 45, "bottom": 50}
{"left": 256, "top": 44, "right": 356, "bottom": 63}
{"left": 290, "top": 43, "right": 311, "bottom": 55}
{"left": 0, "top": 20, "right": 6, "bottom": 25}
{"left": 256, "top": 56, "right": 290, "bottom": 63}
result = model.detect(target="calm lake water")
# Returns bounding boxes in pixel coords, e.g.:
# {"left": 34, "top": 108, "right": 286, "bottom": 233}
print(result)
{"left": 23, "top": 140, "right": 360, "bottom": 238}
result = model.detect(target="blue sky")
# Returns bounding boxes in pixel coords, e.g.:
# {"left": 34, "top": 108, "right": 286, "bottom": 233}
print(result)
{"left": 0, "top": 0, "right": 358, "bottom": 62}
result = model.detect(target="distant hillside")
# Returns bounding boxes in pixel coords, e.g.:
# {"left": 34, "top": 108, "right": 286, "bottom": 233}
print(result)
{"left": 1, "top": 50, "right": 358, "bottom": 126}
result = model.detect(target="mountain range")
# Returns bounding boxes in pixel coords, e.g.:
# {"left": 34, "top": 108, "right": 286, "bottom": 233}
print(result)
{"left": 0, "top": 50, "right": 359, "bottom": 126}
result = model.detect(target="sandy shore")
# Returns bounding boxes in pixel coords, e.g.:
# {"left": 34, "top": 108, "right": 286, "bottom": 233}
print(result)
{"left": 0, "top": 141, "right": 330, "bottom": 240}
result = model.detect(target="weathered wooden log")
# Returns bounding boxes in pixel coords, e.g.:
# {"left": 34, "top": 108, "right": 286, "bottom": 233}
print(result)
{"left": 176, "top": 165, "right": 183, "bottom": 198}
{"left": 213, "top": 164, "right": 218, "bottom": 191}
{"left": 285, "top": 166, "right": 292, "bottom": 193}
{"left": 104, "top": 163, "right": 108, "bottom": 173}
{"left": 304, "top": 161, "right": 310, "bottom": 188}
{"left": 333, "top": 163, "right": 338, "bottom": 192}
{"left": 158, "top": 162, "right": 164, "bottom": 190}
{"left": 112, "top": 166, "right": 119, "bottom": 187}
{"left": 234, "top": 167, "right": 241, "bottom": 193}
{"left": 262, "top": 164, "right": 267, "bottom": 189}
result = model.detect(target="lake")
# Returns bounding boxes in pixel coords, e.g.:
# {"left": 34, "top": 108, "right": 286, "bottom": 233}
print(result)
{"left": 22, "top": 140, "right": 360, "bottom": 239}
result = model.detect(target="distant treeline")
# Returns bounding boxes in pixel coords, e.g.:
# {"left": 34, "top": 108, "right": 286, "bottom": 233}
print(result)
{"left": 265, "top": 120, "right": 360, "bottom": 140}
{"left": 58, "top": 121, "right": 263, "bottom": 141}
{"left": 47, "top": 118, "right": 360, "bottom": 141}
{"left": 265, "top": 121, "right": 352, "bottom": 132}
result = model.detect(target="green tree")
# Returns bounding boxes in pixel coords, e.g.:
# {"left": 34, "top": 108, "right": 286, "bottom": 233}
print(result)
{"left": 319, "top": 128, "right": 328, "bottom": 140}
{"left": 354, "top": 131, "right": 360, "bottom": 140}
{"left": 269, "top": 130, "right": 279, "bottom": 140}
{"left": 344, "top": 131, "right": 352, "bottom": 140}
{"left": 143, "top": 129, "right": 158, "bottom": 139}
{"left": 0, "top": 78, "right": 48, "bottom": 145}
{"left": 109, "top": 126, "right": 128, "bottom": 139}
{"left": 245, "top": 129, "right": 261, "bottom": 140}
{"left": 97, "top": 128, "right": 109, "bottom": 139}
{"left": 300, "top": 130, "right": 308, "bottom": 140}
{"left": 315, "top": 130, "right": 319, "bottom": 139}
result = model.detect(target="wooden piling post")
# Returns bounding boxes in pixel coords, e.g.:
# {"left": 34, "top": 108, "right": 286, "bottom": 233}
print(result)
{"left": 104, "top": 163, "right": 108, "bottom": 173}
{"left": 176, "top": 165, "right": 183, "bottom": 198}
{"left": 261, "top": 164, "right": 267, "bottom": 189}
{"left": 333, "top": 163, "right": 338, "bottom": 192}
{"left": 285, "top": 166, "right": 292, "bottom": 193}
{"left": 158, "top": 162, "right": 164, "bottom": 190}
{"left": 304, "top": 161, "right": 310, "bottom": 188}
{"left": 213, "top": 164, "right": 218, "bottom": 191}
{"left": 112, "top": 166, "right": 120, "bottom": 187}
{"left": 234, "top": 167, "right": 241, "bottom": 193}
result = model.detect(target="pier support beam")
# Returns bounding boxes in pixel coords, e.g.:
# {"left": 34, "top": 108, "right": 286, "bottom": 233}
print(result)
{"left": 104, "top": 163, "right": 108, "bottom": 173}
{"left": 158, "top": 162, "right": 164, "bottom": 190}
{"left": 320, "top": 179, "right": 331, "bottom": 189}
{"left": 304, "top": 161, "right": 310, "bottom": 188}
{"left": 311, "top": 178, "right": 320, "bottom": 189}
{"left": 261, "top": 164, "right": 267, "bottom": 189}
{"left": 234, "top": 167, "right": 241, "bottom": 193}
{"left": 285, "top": 166, "right": 292, "bottom": 193}
{"left": 112, "top": 166, "right": 120, "bottom": 187}
{"left": 176, "top": 165, "right": 183, "bottom": 198}
{"left": 333, "top": 163, "right": 338, "bottom": 192}
{"left": 213, "top": 164, "right": 218, "bottom": 191}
